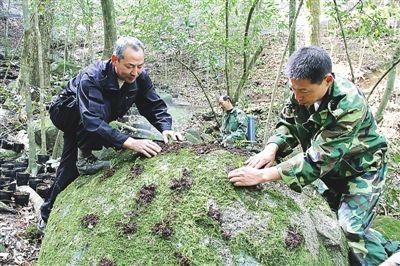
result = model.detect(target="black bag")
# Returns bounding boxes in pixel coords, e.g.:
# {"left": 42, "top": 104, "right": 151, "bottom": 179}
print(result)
{"left": 49, "top": 93, "right": 80, "bottom": 133}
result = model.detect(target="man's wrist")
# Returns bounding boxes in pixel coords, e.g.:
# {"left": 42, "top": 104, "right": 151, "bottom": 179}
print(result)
{"left": 261, "top": 167, "right": 281, "bottom": 183}
{"left": 264, "top": 143, "right": 279, "bottom": 154}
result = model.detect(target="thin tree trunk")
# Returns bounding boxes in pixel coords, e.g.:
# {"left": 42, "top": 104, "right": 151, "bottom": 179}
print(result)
{"left": 289, "top": 0, "right": 296, "bottom": 55}
{"left": 4, "top": 0, "right": 11, "bottom": 58}
{"left": 33, "top": 1, "right": 47, "bottom": 154}
{"left": 20, "top": 0, "right": 37, "bottom": 175}
{"left": 375, "top": 47, "right": 400, "bottom": 123}
{"left": 263, "top": 0, "right": 304, "bottom": 145}
{"left": 333, "top": 0, "right": 355, "bottom": 82}
{"left": 224, "top": 0, "right": 230, "bottom": 96}
{"left": 176, "top": 58, "right": 220, "bottom": 128}
{"left": 101, "top": 0, "right": 117, "bottom": 59}
{"left": 367, "top": 57, "right": 400, "bottom": 101}
{"left": 306, "top": 0, "right": 320, "bottom": 46}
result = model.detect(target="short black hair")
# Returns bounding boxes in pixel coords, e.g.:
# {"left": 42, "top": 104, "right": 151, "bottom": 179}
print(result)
{"left": 285, "top": 46, "right": 332, "bottom": 84}
{"left": 220, "top": 95, "right": 231, "bottom": 102}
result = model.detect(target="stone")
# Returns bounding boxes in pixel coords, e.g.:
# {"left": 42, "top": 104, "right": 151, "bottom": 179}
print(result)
{"left": 38, "top": 145, "right": 348, "bottom": 265}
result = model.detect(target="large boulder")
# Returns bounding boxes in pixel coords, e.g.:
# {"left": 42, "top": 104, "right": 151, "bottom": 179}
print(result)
{"left": 38, "top": 144, "right": 348, "bottom": 265}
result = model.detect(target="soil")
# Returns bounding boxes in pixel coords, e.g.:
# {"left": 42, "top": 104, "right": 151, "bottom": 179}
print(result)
{"left": 207, "top": 205, "right": 222, "bottom": 223}
{"left": 170, "top": 176, "right": 193, "bottom": 191}
{"left": 137, "top": 184, "right": 157, "bottom": 205}
{"left": 284, "top": 226, "right": 304, "bottom": 250}
{"left": 98, "top": 258, "right": 116, "bottom": 266}
{"left": 80, "top": 214, "right": 99, "bottom": 229}
{"left": 130, "top": 164, "right": 144, "bottom": 178}
{"left": 100, "top": 168, "right": 116, "bottom": 181}
{"left": 116, "top": 221, "right": 137, "bottom": 236}
{"left": 151, "top": 220, "right": 174, "bottom": 239}
{"left": 174, "top": 252, "right": 191, "bottom": 266}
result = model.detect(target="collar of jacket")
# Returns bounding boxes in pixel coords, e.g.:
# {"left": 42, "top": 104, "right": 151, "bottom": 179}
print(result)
{"left": 97, "top": 60, "right": 122, "bottom": 91}
{"left": 289, "top": 78, "right": 347, "bottom": 127}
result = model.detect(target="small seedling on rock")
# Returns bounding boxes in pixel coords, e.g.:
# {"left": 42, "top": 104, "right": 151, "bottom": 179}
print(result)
{"left": 174, "top": 252, "right": 191, "bottom": 266}
{"left": 100, "top": 168, "right": 116, "bottom": 181}
{"left": 131, "top": 164, "right": 144, "bottom": 178}
{"left": 81, "top": 214, "right": 99, "bottom": 229}
{"left": 137, "top": 184, "right": 157, "bottom": 205}
{"left": 98, "top": 258, "right": 116, "bottom": 266}
{"left": 152, "top": 220, "right": 174, "bottom": 239}
{"left": 285, "top": 225, "right": 304, "bottom": 250}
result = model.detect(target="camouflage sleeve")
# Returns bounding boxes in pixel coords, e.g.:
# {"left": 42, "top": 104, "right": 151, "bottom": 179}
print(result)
{"left": 267, "top": 101, "right": 299, "bottom": 157}
{"left": 276, "top": 104, "right": 367, "bottom": 193}
{"left": 223, "top": 111, "right": 248, "bottom": 142}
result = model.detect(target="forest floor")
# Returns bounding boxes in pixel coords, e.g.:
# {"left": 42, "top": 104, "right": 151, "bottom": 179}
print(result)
{"left": 0, "top": 2, "right": 399, "bottom": 265}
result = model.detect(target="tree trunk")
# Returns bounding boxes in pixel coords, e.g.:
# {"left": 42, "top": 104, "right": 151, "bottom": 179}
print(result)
{"left": 101, "top": 0, "right": 117, "bottom": 59}
{"left": 20, "top": 0, "right": 38, "bottom": 175}
{"left": 224, "top": 0, "right": 230, "bottom": 96}
{"left": 289, "top": 0, "right": 296, "bottom": 55}
{"left": 33, "top": 1, "right": 47, "bottom": 154}
{"left": 306, "top": 0, "right": 320, "bottom": 46}
{"left": 375, "top": 46, "right": 400, "bottom": 123}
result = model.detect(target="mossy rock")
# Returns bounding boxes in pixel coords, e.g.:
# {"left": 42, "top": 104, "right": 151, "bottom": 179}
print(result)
{"left": 38, "top": 144, "right": 348, "bottom": 265}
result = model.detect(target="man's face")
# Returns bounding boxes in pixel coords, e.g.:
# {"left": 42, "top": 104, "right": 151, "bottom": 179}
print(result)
{"left": 289, "top": 76, "right": 332, "bottom": 106}
{"left": 111, "top": 47, "right": 144, "bottom": 84}
{"left": 219, "top": 99, "right": 232, "bottom": 111}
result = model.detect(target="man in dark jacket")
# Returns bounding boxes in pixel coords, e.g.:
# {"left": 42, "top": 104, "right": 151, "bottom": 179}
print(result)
{"left": 39, "top": 36, "right": 181, "bottom": 232}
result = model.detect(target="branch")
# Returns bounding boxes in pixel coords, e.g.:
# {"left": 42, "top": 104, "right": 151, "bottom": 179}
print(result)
{"left": 367, "top": 57, "right": 400, "bottom": 101}
{"left": 234, "top": 44, "right": 264, "bottom": 102}
{"left": 263, "top": 0, "right": 304, "bottom": 145}
{"left": 243, "top": 0, "right": 261, "bottom": 76}
{"left": 176, "top": 58, "right": 221, "bottom": 128}
{"left": 333, "top": 0, "right": 355, "bottom": 83}
{"left": 225, "top": 0, "right": 230, "bottom": 96}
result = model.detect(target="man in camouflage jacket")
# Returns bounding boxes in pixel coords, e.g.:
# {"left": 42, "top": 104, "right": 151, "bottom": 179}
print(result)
{"left": 218, "top": 95, "right": 248, "bottom": 147}
{"left": 228, "top": 46, "right": 399, "bottom": 265}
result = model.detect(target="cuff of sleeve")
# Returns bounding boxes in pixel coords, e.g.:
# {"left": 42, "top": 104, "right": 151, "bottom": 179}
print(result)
{"left": 159, "top": 124, "right": 172, "bottom": 132}
{"left": 113, "top": 132, "right": 129, "bottom": 149}
{"left": 276, "top": 153, "right": 304, "bottom": 193}
{"left": 266, "top": 135, "right": 286, "bottom": 150}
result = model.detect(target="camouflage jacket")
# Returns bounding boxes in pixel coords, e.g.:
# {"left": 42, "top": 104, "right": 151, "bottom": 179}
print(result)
{"left": 267, "top": 77, "right": 387, "bottom": 193}
{"left": 220, "top": 107, "right": 248, "bottom": 144}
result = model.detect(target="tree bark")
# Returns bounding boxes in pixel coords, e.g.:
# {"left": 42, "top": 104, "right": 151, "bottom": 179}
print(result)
{"left": 20, "top": 0, "right": 37, "bottom": 175}
{"left": 33, "top": 1, "right": 47, "bottom": 154}
{"left": 289, "top": 0, "right": 296, "bottom": 55}
{"left": 224, "top": 0, "right": 230, "bottom": 96}
{"left": 101, "top": 0, "right": 117, "bottom": 59}
{"left": 375, "top": 46, "right": 400, "bottom": 123}
{"left": 306, "top": 0, "right": 320, "bottom": 46}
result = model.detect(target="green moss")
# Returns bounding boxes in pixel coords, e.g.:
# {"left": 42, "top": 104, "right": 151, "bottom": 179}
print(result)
{"left": 372, "top": 216, "right": 400, "bottom": 240}
{"left": 0, "top": 148, "right": 18, "bottom": 158}
{"left": 38, "top": 147, "right": 347, "bottom": 265}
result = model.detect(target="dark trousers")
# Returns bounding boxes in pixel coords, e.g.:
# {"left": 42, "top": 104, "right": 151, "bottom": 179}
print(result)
{"left": 40, "top": 129, "right": 113, "bottom": 222}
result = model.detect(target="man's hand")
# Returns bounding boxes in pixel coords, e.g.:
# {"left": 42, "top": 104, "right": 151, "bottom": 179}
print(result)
{"left": 122, "top": 137, "right": 161, "bottom": 158}
{"left": 162, "top": 130, "right": 183, "bottom": 144}
{"left": 228, "top": 166, "right": 281, "bottom": 186}
{"left": 245, "top": 143, "right": 279, "bottom": 169}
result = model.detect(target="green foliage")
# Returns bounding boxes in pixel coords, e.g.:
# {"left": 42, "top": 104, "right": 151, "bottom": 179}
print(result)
{"left": 325, "top": 0, "right": 400, "bottom": 38}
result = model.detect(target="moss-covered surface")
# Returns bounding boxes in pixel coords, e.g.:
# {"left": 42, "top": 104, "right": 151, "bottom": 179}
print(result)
{"left": 372, "top": 216, "right": 400, "bottom": 241}
{"left": 38, "top": 145, "right": 347, "bottom": 265}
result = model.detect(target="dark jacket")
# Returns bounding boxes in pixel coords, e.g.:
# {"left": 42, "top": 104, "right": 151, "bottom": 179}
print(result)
{"left": 57, "top": 60, "right": 172, "bottom": 149}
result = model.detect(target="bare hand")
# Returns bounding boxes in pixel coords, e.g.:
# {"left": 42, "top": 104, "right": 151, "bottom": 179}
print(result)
{"left": 122, "top": 137, "right": 162, "bottom": 158}
{"left": 228, "top": 167, "right": 280, "bottom": 187}
{"left": 162, "top": 130, "right": 183, "bottom": 144}
{"left": 245, "top": 143, "right": 279, "bottom": 169}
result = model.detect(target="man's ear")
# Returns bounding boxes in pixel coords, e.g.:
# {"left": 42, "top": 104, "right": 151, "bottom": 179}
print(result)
{"left": 111, "top": 54, "right": 117, "bottom": 64}
{"left": 325, "top": 74, "right": 334, "bottom": 83}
